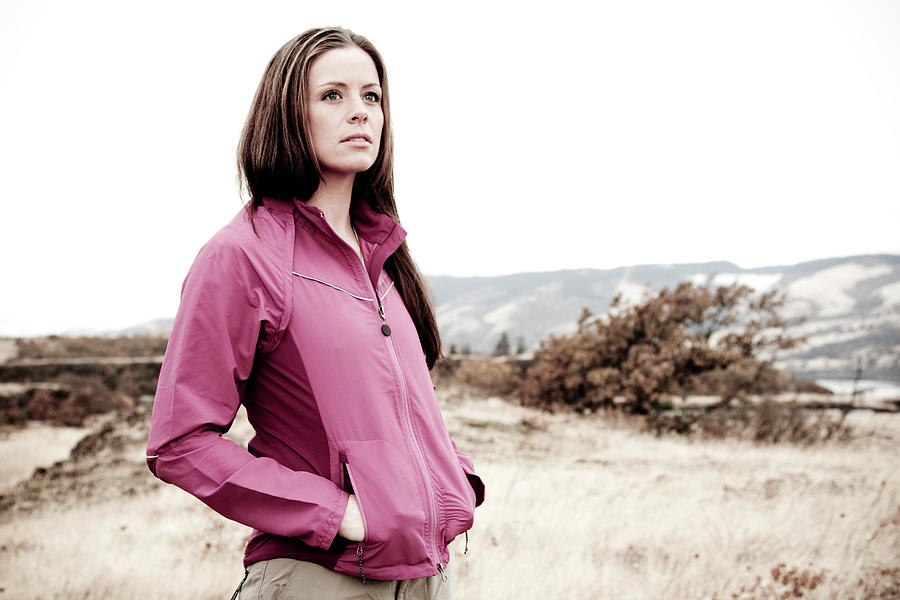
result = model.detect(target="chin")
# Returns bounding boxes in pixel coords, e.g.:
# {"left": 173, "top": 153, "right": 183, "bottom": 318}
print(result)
{"left": 321, "top": 156, "right": 378, "bottom": 178}
{"left": 347, "top": 159, "right": 378, "bottom": 173}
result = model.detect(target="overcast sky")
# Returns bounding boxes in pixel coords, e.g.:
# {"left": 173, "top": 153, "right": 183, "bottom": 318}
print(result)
{"left": 1, "top": 0, "right": 898, "bottom": 336}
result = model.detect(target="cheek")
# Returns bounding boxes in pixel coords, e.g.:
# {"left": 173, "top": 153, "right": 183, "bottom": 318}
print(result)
{"left": 373, "top": 112, "right": 385, "bottom": 143}
{"left": 308, "top": 107, "right": 334, "bottom": 143}
{"left": 307, "top": 116, "right": 324, "bottom": 148}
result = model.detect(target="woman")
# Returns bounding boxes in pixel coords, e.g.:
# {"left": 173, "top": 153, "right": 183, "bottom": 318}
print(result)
{"left": 145, "top": 27, "right": 484, "bottom": 600}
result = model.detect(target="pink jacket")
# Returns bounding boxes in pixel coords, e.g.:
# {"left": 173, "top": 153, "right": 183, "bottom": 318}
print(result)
{"left": 146, "top": 196, "right": 484, "bottom": 581}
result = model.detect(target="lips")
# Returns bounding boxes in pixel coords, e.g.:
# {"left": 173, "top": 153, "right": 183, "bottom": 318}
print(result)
{"left": 341, "top": 133, "right": 372, "bottom": 143}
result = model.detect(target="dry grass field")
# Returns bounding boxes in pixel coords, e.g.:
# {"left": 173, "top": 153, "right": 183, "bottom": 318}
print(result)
{"left": 0, "top": 389, "right": 898, "bottom": 599}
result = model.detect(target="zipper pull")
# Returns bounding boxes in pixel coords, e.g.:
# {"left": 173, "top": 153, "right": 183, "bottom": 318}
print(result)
{"left": 357, "top": 543, "right": 367, "bottom": 586}
{"left": 437, "top": 562, "right": 448, "bottom": 582}
{"left": 378, "top": 304, "right": 391, "bottom": 336}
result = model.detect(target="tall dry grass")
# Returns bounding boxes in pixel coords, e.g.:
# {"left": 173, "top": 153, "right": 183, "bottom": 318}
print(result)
{"left": 1, "top": 392, "right": 898, "bottom": 599}
{"left": 441, "top": 391, "right": 900, "bottom": 599}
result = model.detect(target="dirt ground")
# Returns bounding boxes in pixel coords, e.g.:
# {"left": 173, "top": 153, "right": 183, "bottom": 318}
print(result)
{"left": 0, "top": 339, "right": 16, "bottom": 364}
{"left": 0, "top": 422, "right": 89, "bottom": 489}
{"left": 0, "top": 390, "right": 898, "bottom": 599}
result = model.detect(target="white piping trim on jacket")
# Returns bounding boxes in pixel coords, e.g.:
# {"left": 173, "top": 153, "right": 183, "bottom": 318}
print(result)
{"left": 291, "top": 272, "right": 394, "bottom": 302}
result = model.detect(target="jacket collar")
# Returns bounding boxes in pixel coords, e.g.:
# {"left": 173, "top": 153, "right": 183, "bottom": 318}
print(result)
{"left": 348, "top": 197, "right": 403, "bottom": 246}
{"left": 259, "top": 197, "right": 403, "bottom": 238}
{"left": 283, "top": 196, "right": 406, "bottom": 249}
{"left": 260, "top": 195, "right": 407, "bottom": 287}
{"left": 258, "top": 197, "right": 295, "bottom": 213}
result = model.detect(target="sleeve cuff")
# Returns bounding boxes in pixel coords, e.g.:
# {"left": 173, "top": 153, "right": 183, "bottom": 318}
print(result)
{"left": 317, "top": 489, "right": 350, "bottom": 550}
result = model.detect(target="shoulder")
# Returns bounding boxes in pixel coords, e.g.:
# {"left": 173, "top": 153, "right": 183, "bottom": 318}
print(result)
{"left": 200, "top": 205, "right": 294, "bottom": 265}
{"left": 180, "top": 205, "right": 295, "bottom": 351}
{"left": 183, "top": 205, "right": 295, "bottom": 300}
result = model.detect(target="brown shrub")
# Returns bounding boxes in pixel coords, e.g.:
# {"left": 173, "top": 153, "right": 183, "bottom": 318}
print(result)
{"left": 522, "top": 282, "right": 804, "bottom": 414}
{"left": 858, "top": 567, "right": 900, "bottom": 600}
{"left": 48, "top": 376, "right": 121, "bottom": 427}
{"left": 724, "top": 563, "right": 828, "bottom": 599}
{"left": 646, "top": 401, "right": 851, "bottom": 444}
{"left": 1, "top": 375, "right": 124, "bottom": 427}
{"left": 446, "top": 358, "right": 520, "bottom": 397}
{"left": 24, "top": 388, "right": 68, "bottom": 423}
{"left": 676, "top": 362, "right": 833, "bottom": 398}
{"left": 14, "top": 335, "right": 167, "bottom": 359}
{"left": 0, "top": 386, "right": 70, "bottom": 425}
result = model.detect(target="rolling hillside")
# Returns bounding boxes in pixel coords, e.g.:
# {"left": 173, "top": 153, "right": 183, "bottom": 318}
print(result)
{"left": 431, "top": 255, "right": 900, "bottom": 381}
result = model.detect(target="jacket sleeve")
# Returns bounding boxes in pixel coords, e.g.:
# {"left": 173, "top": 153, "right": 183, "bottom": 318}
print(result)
{"left": 450, "top": 436, "right": 485, "bottom": 507}
{"left": 146, "top": 231, "right": 349, "bottom": 550}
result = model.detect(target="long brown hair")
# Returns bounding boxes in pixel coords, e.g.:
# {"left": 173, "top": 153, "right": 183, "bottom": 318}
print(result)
{"left": 237, "top": 27, "right": 442, "bottom": 369}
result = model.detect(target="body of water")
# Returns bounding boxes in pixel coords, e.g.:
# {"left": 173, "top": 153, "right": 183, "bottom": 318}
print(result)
{"left": 816, "top": 378, "right": 900, "bottom": 400}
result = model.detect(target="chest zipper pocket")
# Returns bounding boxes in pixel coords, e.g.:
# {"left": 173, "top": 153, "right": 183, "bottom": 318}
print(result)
{"left": 340, "top": 452, "right": 369, "bottom": 585}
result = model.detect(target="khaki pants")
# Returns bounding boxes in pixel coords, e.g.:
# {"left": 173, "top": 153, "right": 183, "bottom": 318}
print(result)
{"left": 233, "top": 558, "right": 453, "bottom": 600}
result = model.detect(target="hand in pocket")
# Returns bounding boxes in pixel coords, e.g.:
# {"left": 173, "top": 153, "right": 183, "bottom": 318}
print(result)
{"left": 338, "top": 494, "right": 365, "bottom": 541}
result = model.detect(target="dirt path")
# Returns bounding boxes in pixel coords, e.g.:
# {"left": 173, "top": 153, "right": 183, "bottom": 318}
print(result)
{"left": 0, "top": 423, "right": 89, "bottom": 490}
{"left": 0, "top": 338, "right": 16, "bottom": 363}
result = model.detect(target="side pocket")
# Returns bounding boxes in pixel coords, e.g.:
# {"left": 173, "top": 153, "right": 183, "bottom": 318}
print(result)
{"left": 438, "top": 463, "right": 477, "bottom": 546}
{"left": 339, "top": 452, "right": 369, "bottom": 544}
{"left": 334, "top": 440, "right": 430, "bottom": 573}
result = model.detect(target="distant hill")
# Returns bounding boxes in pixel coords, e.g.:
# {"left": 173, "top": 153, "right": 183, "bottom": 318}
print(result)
{"left": 430, "top": 254, "right": 900, "bottom": 381}
{"left": 121, "top": 254, "right": 900, "bottom": 381}
{"left": 113, "top": 318, "right": 175, "bottom": 337}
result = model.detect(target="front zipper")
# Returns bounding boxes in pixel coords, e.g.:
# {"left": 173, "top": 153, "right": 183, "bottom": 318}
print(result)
{"left": 313, "top": 210, "right": 442, "bottom": 576}
{"left": 376, "top": 296, "right": 444, "bottom": 576}
{"left": 357, "top": 543, "right": 367, "bottom": 586}
{"left": 341, "top": 457, "right": 369, "bottom": 585}
{"left": 378, "top": 304, "right": 391, "bottom": 336}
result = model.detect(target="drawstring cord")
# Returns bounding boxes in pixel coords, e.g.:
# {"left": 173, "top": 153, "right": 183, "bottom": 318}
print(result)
{"left": 229, "top": 569, "right": 249, "bottom": 600}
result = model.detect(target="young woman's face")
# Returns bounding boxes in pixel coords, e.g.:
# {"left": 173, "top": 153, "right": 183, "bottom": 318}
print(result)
{"left": 307, "top": 46, "right": 384, "bottom": 178}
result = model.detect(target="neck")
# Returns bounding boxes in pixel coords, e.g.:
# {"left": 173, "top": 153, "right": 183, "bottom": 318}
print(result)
{"left": 307, "top": 172, "right": 355, "bottom": 236}
{"left": 307, "top": 172, "right": 364, "bottom": 259}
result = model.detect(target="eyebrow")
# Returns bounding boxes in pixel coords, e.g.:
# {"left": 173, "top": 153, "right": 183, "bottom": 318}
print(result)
{"left": 315, "top": 81, "right": 381, "bottom": 90}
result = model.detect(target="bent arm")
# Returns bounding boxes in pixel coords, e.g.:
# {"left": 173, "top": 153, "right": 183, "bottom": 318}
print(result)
{"left": 146, "top": 233, "right": 348, "bottom": 550}
{"left": 149, "top": 422, "right": 348, "bottom": 549}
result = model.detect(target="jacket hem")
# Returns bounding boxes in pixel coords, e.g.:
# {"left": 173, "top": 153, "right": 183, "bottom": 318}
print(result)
{"left": 243, "top": 536, "right": 440, "bottom": 581}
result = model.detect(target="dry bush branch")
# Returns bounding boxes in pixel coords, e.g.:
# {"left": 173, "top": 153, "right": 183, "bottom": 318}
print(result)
{"left": 522, "top": 281, "right": 806, "bottom": 415}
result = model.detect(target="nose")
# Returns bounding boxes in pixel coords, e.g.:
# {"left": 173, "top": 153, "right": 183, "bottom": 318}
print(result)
{"left": 348, "top": 97, "right": 368, "bottom": 124}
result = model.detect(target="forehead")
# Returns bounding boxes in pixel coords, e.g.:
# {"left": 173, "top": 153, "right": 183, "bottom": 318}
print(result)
{"left": 308, "top": 46, "right": 380, "bottom": 87}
